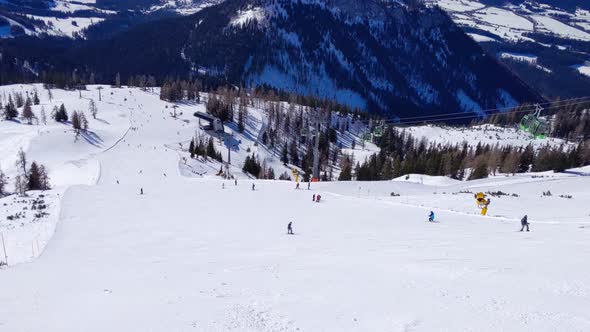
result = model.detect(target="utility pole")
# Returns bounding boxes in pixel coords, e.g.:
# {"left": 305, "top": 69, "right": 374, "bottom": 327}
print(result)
{"left": 97, "top": 86, "right": 103, "bottom": 101}
{"left": 312, "top": 108, "right": 321, "bottom": 180}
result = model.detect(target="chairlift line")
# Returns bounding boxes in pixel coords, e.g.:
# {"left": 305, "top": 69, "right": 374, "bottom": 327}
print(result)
{"left": 369, "top": 97, "right": 590, "bottom": 127}
{"left": 354, "top": 95, "right": 590, "bottom": 125}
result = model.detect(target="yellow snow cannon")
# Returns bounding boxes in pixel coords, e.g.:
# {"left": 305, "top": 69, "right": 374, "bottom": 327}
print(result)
{"left": 291, "top": 168, "right": 300, "bottom": 182}
{"left": 475, "top": 192, "right": 491, "bottom": 216}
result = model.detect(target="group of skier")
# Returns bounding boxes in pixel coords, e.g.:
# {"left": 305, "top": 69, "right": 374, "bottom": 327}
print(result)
{"left": 312, "top": 194, "right": 321, "bottom": 203}
{"left": 295, "top": 182, "right": 311, "bottom": 190}
{"left": 425, "top": 210, "right": 531, "bottom": 231}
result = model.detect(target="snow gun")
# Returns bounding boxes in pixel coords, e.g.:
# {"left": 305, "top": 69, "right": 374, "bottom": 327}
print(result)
{"left": 475, "top": 192, "right": 491, "bottom": 216}
{"left": 291, "top": 168, "right": 300, "bottom": 182}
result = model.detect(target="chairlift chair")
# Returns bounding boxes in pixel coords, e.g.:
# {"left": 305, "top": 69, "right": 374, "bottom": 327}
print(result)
{"left": 519, "top": 104, "right": 549, "bottom": 139}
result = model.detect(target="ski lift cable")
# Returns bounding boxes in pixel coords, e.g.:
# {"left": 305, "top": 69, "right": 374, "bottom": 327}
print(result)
{"left": 360, "top": 96, "right": 590, "bottom": 125}
{"left": 386, "top": 95, "right": 590, "bottom": 123}
{"left": 355, "top": 95, "right": 590, "bottom": 124}
{"left": 390, "top": 104, "right": 575, "bottom": 127}
{"left": 388, "top": 99, "right": 590, "bottom": 126}
{"left": 377, "top": 98, "right": 590, "bottom": 126}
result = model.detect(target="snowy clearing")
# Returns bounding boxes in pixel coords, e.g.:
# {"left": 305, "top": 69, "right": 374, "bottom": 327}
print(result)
{"left": 26, "top": 15, "right": 104, "bottom": 38}
{"left": 532, "top": 15, "right": 590, "bottom": 41}
{"left": 230, "top": 7, "right": 266, "bottom": 27}
{"left": 573, "top": 63, "right": 590, "bottom": 77}
{"left": 399, "top": 124, "right": 571, "bottom": 149}
{"left": 499, "top": 52, "right": 537, "bottom": 64}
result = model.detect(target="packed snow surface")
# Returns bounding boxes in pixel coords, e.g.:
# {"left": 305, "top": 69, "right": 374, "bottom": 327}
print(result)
{"left": 1, "top": 86, "right": 590, "bottom": 331}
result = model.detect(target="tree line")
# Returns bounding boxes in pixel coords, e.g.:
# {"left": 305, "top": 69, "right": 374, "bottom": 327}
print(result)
{"left": 345, "top": 126, "right": 590, "bottom": 181}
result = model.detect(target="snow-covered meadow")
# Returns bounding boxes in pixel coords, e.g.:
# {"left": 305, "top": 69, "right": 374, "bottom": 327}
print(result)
{"left": 1, "top": 85, "right": 590, "bottom": 331}
{"left": 431, "top": 0, "right": 590, "bottom": 42}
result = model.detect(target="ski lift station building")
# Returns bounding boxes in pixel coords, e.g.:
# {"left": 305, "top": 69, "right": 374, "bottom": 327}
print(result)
{"left": 194, "top": 111, "right": 224, "bottom": 133}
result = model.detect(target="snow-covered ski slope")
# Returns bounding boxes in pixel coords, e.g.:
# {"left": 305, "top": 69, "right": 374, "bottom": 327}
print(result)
{"left": 1, "top": 85, "right": 590, "bottom": 331}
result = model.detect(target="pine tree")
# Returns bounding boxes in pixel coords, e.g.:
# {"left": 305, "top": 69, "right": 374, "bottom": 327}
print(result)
{"left": 14, "top": 92, "right": 24, "bottom": 108}
{"left": 469, "top": 155, "right": 489, "bottom": 180}
{"left": 55, "top": 104, "right": 68, "bottom": 122}
{"left": 289, "top": 140, "right": 300, "bottom": 166}
{"left": 4, "top": 95, "right": 17, "bottom": 120}
{"left": 16, "top": 148, "right": 27, "bottom": 178}
{"left": 22, "top": 97, "right": 34, "bottom": 124}
{"left": 80, "top": 112, "right": 89, "bottom": 131}
{"left": 89, "top": 99, "right": 98, "bottom": 119}
{"left": 262, "top": 132, "right": 268, "bottom": 145}
{"left": 72, "top": 111, "right": 81, "bottom": 134}
{"left": 28, "top": 162, "right": 41, "bottom": 190}
{"left": 39, "top": 164, "right": 50, "bottom": 190}
{"left": 338, "top": 156, "right": 352, "bottom": 181}
{"left": 33, "top": 90, "right": 40, "bottom": 105}
{"left": 40, "top": 106, "right": 47, "bottom": 125}
{"left": 0, "top": 168, "right": 6, "bottom": 195}
{"left": 501, "top": 150, "right": 520, "bottom": 175}
{"left": 281, "top": 143, "right": 289, "bottom": 164}
{"left": 238, "top": 106, "right": 245, "bottom": 133}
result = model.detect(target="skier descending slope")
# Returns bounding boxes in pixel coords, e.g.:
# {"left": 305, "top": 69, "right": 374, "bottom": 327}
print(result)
{"left": 428, "top": 211, "right": 435, "bottom": 222}
{"left": 520, "top": 215, "right": 530, "bottom": 232}
{"left": 287, "top": 222, "right": 293, "bottom": 235}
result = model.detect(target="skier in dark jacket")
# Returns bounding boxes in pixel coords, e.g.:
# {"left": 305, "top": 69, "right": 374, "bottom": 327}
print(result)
{"left": 520, "top": 215, "right": 530, "bottom": 232}
{"left": 428, "top": 211, "right": 435, "bottom": 222}
{"left": 287, "top": 222, "right": 293, "bottom": 235}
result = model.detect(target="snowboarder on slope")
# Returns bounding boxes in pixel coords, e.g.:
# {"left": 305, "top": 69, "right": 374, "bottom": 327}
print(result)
{"left": 316, "top": 195, "right": 321, "bottom": 203}
{"left": 307, "top": 182, "right": 310, "bottom": 190}
{"left": 287, "top": 222, "right": 293, "bottom": 235}
{"left": 520, "top": 215, "right": 530, "bottom": 232}
{"left": 313, "top": 194, "right": 316, "bottom": 202}
{"left": 428, "top": 211, "right": 435, "bottom": 222}
{"left": 140, "top": 188, "right": 144, "bottom": 195}
{"left": 252, "top": 183, "right": 255, "bottom": 191}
